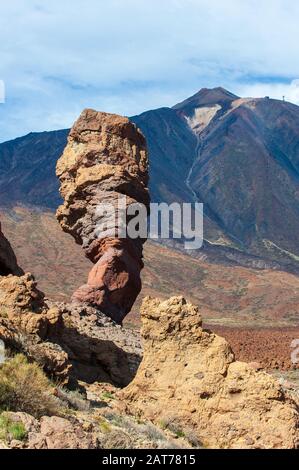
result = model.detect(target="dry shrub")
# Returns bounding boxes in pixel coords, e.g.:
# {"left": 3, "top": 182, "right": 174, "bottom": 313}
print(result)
{"left": 101, "top": 429, "right": 133, "bottom": 449}
{"left": 0, "top": 354, "right": 62, "bottom": 418}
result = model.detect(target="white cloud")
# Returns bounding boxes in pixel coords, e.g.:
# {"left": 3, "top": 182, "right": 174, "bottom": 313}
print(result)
{"left": 1, "top": 0, "right": 299, "bottom": 141}
{"left": 236, "top": 80, "right": 299, "bottom": 105}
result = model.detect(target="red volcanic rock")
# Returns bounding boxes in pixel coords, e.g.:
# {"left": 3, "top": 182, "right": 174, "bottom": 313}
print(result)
{"left": 0, "top": 221, "right": 23, "bottom": 276}
{"left": 56, "top": 109, "right": 149, "bottom": 323}
{"left": 72, "top": 238, "right": 143, "bottom": 322}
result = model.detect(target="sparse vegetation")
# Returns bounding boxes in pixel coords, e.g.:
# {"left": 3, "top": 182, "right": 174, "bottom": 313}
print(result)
{"left": 138, "top": 422, "right": 166, "bottom": 442}
{"left": 0, "top": 414, "right": 27, "bottom": 442}
{"left": 101, "top": 429, "right": 132, "bottom": 449}
{"left": 101, "top": 391, "right": 115, "bottom": 401}
{"left": 0, "top": 354, "right": 62, "bottom": 418}
{"left": 55, "top": 387, "right": 90, "bottom": 411}
{"left": 159, "top": 414, "right": 186, "bottom": 438}
{"left": 0, "top": 308, "right": 8, "bottom": 318}
{"left": 99, "top": 419, "right": 112, "bottom": 434}
{"left": 103, "top": 410, "right": 124, "bottom": 426}
{"left": 101, "top": 410, "right": 182, "bottom": 448}
{"left": 184, "top": 427, "right": 204, "bottom": 448}
{"left": 174, "top": 429, "right": 185, "bottom": 438}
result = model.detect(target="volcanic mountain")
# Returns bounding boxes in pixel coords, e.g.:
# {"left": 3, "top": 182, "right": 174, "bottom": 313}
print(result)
{"left": 1, "top": 87, "right": 299, "bottom": 272}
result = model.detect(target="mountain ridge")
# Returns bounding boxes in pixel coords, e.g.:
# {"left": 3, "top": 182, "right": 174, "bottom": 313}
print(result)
{"left": 1, "top": 87, "right": 299, "bottom": 272}
{"left": 173, "top": 86, "right": 239, "bottom": 113}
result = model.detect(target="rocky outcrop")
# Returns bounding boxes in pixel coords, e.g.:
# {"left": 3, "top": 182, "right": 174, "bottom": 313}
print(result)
{"left": 0, "top": 222, "right": 70, "bottom": 381}
{"left": 0, "top": 274, "right": 71, "bottom": 382}
{"left": 0, "top": 221, "right": 23, "bottom": 276}
{"left": 53, "top": 302, "right": 141, "bottom": 386}
{"left": 56, "top": 109, "right": 149, "bottom": 324}
{"left": 0, "top": 406, "right": 180, "bottom": 450}
{"left": 0, "top": 273, "right": 141, "bottom": 386}
{"left": 119, "top": 296, "right": 299, "bottom": 449}
{"left": 0, "top": 225, "right": 70, "bottom": 380}
{"left": 0, "top": 211, "right": 141, "bottom": 386}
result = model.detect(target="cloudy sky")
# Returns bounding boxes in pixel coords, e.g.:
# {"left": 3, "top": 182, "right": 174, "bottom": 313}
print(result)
{"left": 1, "top": 0, "right": 299, "bottom": 142}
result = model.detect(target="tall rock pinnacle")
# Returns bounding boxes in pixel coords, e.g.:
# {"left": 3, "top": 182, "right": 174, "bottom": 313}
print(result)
{"left": 56, "top": 109, "right": 150, "bottom": 323}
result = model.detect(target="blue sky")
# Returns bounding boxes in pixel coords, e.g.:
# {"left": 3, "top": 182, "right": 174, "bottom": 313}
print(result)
{"left": 1, "top": 0, "right": 299, "bottom": 142}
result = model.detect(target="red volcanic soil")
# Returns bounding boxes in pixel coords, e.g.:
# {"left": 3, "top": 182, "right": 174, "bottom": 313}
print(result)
{"left": 210, "top": 325, "right": 299, "bottom": 370}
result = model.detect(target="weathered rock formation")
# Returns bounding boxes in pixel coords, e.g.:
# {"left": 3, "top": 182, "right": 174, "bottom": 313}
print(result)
{"left": 0, "top": 273, "right": 141, "bottom": 386}
{"left": 0, "top": 273, "right": 71, "bottom": 382}
{"left": 0, "top": 217, "right": 141, "bottom": 386}
{"left": 0, "top": 221, "right": 23, "bottom": 276}
{"left": 53, "top": 302, "right": 141, "bottom": 385}
{"left": 119, "top": 296, "right": 299, "bottom": 449}
{"left": 56, "top": 109, "right": 149, "bottom": 324}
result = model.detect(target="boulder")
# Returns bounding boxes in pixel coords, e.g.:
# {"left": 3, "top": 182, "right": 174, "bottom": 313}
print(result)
{"left": 28, "top": 416, "right": 99, "bottom": 449}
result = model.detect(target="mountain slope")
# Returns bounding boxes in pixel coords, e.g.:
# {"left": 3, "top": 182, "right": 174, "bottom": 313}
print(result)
{"left": 1, "top": 88, "right": 299, "bottom": 271}
{"left": 183, "top": 96, "right": 299, "bottom": 263}
{"left": 173, "top": 86, "right": 238, "bottom": 113}
{"left": 0, "top": 129, "right": 68, "bottom": 208}
{"left": 130, "top": 107, "right": 197, "bottom": 204}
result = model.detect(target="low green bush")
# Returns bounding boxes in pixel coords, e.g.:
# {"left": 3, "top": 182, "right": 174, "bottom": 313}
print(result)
{"left": 0, "top": 414, "right": 27, "bottom": 442}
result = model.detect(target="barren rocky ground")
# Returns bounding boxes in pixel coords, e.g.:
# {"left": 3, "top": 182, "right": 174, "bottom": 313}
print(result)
{"left": 211, "top": 326, "right": 299, "bottom": 370}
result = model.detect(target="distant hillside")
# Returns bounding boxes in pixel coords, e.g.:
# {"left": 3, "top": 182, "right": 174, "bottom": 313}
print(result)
{"left": 0, "top": 129, "right": 68, "bottom": 208}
